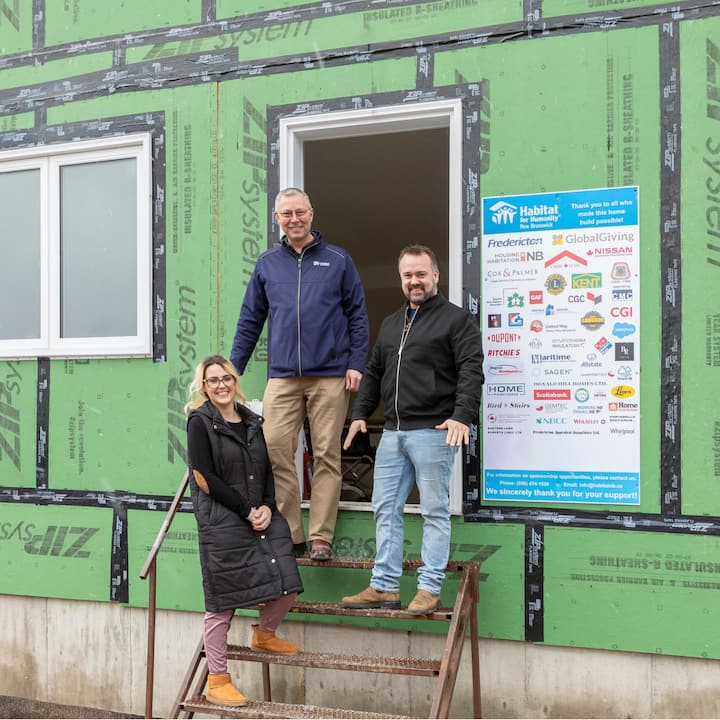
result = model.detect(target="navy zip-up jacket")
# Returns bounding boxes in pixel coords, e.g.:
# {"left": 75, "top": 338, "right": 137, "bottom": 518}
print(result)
{"left": 230, "top": 231, "right": 369, "bottom": 378}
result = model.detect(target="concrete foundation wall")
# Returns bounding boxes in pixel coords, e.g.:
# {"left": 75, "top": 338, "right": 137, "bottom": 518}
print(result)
{"left": 1, "top": 594, "right": 718, "bottom": 719}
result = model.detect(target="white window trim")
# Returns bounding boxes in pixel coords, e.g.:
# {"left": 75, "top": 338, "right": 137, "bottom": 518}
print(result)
{"left": 278, "top": 99, "right": 464, "bottom": 514}
{"left": 0, "top": 133, "right": 152, "bottom": 359}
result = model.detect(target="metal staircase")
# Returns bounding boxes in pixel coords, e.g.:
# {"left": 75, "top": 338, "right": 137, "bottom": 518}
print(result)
{"left": 168, "top": 558, "right": 480, "bottom": 718}
{"left": 141, "top": 476, "right": 481, "bottom": 719}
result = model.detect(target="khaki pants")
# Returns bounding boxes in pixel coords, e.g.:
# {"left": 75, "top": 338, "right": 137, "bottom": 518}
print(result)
{"left": 262, "top": 376, "right": 349, "bottom": 545}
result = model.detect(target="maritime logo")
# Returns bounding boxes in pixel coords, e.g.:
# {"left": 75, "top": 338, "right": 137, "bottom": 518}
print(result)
{"left": 490, "top": 201, "right": 518, "bottom": 224}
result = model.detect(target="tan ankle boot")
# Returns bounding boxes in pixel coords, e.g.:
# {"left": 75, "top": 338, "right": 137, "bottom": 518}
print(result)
{"left": 251, "top": 624, "right": 300, "bottom": 655}
{"left": 205, "top": 673, "right": 247, "bottom": 706}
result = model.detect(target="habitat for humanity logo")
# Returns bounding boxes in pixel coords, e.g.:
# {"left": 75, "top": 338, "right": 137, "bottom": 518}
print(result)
{"left": 489, "top": 201, "right": 518, "bottom": 224}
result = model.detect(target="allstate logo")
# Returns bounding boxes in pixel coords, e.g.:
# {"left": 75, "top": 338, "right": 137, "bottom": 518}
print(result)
{"left": 489, "top": 201, "right": 518, "bottom": 224}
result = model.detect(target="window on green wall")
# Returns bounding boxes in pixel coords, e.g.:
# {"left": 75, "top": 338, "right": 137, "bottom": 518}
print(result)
{"left": 0, "top": 134, "right": 152, "bottom": 359}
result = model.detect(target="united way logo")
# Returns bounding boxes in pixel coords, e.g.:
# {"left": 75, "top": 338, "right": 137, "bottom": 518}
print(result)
{"left": 489, "top": 201, "right": 518, "bottom": 224}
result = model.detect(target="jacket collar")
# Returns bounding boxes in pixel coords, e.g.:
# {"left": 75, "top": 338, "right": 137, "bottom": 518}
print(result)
{"left": 192, "top": 399, "right": 263, "bottom": 441}
{"left": 281, "top": 230, "right": 322, "bottom": 256}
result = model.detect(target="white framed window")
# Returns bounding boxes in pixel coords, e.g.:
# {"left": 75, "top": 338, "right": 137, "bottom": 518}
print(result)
{"left": 0, "top": 133, "right": 152, "bottom": 358}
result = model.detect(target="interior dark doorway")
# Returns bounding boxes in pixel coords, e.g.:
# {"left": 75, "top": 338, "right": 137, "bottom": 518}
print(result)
{"left": 303, "top": 128, "right": 450, "bottom": 502}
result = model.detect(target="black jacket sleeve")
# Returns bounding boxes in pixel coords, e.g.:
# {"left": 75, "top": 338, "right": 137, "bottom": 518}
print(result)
{"left": 187, "top": 415, "right": 253, "bottom": 520}
{"left": 448, "top": 311, "right": 485, "bottom": 426}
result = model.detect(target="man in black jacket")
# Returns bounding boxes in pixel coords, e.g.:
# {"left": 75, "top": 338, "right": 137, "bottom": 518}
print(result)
{"left": 341, "top": 245, "right": 484, "bottom": 614}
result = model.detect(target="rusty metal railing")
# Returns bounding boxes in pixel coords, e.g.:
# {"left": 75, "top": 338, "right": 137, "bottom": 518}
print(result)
{"left": 139, "top": 471, "right": 190, "bottom": 719}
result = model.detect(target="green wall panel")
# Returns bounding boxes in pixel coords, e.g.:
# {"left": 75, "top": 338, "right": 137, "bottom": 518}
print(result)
{"left": 437, "top": 27, "right": 662, "bottom": 513}
{"left": 44, "top": 0, "right": 200, "bottom": 47}
{"left": 0, "top": 2, "right": 31, "bottom": 55}
{"left": 216, "top": 0, "right": 521, "bottom": 27}
{"left": 0, "top": 361, "right": 36, "bottom": 486}
{"left": 48, "top": 359, "right": 170, "bottom": 494}
{"left": 679, "top": 17, "right": 720, "bottom": 515}
{"left": 0, "top": 52, "right": 112, "bottom": 90}
{"left": 544, "top": 0, "right": 653, "bottom": 15}
{"left": 130, "top": 0, "right": 522, "bottom": 67}
{"left": 0, "top": 0, "right": 719, "bottom": 664}
{"left": 545, "top": 527, "right": 720, "bottom": 658}
{"left": 127, "top": 508, "right": 522, "bottom": 639}
{"left": 0, "top": 504, "right": 112, "bottom": 600}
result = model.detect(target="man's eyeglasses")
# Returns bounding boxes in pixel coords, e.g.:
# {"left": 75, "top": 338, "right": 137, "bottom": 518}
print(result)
{"left": 204, "top": 374, "right": 235, "bottom": 388}
{"left": 278, "top": 209, "right": 310, "bottom": 219}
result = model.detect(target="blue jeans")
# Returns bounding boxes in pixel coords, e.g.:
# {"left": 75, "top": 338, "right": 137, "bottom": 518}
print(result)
{"left": 370, "top": 429, "right": 457, "bottom": 596}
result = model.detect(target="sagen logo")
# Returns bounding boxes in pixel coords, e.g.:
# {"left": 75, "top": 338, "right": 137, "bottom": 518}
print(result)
{"left": 489, "top": 201, "right": 518, "bottom": 224}
{"left": 611, "top": 385, "right": 635, "bottom": 398}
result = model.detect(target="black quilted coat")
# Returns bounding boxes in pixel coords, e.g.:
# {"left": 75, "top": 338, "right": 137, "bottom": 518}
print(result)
{"left": 188, "top": 400, "right": 303, "bottom": 612}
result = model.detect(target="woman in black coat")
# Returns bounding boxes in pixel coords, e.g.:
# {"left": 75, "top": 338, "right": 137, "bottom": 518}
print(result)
{"left": 185, "top": 354, "right": 303, "bottom": 707}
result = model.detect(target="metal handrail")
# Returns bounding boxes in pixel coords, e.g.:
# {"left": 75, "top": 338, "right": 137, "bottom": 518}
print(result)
{"left": 139, "top": 470, "right": 190, "bottom": 719}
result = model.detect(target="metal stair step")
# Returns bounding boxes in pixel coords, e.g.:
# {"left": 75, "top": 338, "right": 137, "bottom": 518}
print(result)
{"left": 225, "top": 644, "right": 441, "bottom": 676}
{"left": 287, "top": 600, "right": 454, "bottom": 621}
{"left": 181, "top": 695, "right": 410, "bottom": 718}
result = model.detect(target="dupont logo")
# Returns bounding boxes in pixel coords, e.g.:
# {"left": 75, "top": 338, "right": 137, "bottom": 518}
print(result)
{"left": 489, "top": 201, "right": 518, "bottom": 224}
{"left": 486, "top": 383, "right": 526, "bottom": 396}
{"left": 533, "top": 388, "right": 572, "bottom": 400}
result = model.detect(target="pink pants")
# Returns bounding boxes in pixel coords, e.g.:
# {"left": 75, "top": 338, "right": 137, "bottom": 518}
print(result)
{"left": 204, "top": 593, "right": 298, "bottom": 674}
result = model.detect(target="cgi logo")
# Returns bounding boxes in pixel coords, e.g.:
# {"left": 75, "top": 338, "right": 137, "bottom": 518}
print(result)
{"left": 610, "top": 306, "right": 633, "bottom": 317}
{"left": 489, "top": 201, "right": 518, "bottom": 224}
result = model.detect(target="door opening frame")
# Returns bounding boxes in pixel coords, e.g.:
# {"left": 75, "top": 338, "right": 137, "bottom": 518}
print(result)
{"left": 277, "top": 99, "right": 465, "bottom": 514}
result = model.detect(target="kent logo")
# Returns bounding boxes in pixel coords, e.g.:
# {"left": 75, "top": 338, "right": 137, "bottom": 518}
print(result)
{"left": 24, "top": 526, "right": 99, "bottom": 558}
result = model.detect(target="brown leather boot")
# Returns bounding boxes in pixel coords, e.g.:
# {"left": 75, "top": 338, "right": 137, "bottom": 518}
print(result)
{"left": 251, "top": 624, "right": 300, "bottom": 655}
{"left": 205, "top": 673, "right": 247, "bottom": 706}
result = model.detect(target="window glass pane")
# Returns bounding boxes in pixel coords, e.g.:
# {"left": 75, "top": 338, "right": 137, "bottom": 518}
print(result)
{"left": 0, "top": 169, "right": 41, "bottom": 340}
{"left": 60, "top": 158, "right": 137, "bottom": 338}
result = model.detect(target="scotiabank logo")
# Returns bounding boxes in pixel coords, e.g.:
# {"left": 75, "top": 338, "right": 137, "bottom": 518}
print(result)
{"left": 533, "top": 388, "right": 572, "bottom": 400}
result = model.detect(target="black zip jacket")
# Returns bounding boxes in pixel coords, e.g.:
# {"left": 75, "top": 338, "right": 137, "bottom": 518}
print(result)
{"left": 351, "top": 293, "right": 484, "bottom": 430}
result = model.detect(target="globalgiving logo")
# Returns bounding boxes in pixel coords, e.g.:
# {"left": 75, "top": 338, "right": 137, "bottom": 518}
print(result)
{"left": 611, "top": 385, "right": 635, "bottom": 399}
{"left": 489, "top": 201, "right": 518, "bottom": 225}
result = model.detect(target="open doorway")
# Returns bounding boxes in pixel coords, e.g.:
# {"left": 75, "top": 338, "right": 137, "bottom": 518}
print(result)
{"left": 304, "top": 130, "right": 449, "bottom": 504}
{"left": 277, "top": 99, "right": 464, "bottom": 512}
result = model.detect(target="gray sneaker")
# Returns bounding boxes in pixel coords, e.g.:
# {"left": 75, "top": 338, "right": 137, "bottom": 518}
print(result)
{"left": 341, "top": 586, "right": 401, "bottom": 609}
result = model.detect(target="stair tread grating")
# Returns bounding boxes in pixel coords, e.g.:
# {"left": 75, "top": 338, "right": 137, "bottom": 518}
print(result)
{"left": 225, "top": 644, "right": 441, "bottom": 675}
{"left": 181, "top": 695, "right": 411, "bottom": 719}
{"left": 287, "top": 600, "right": 454, "bottom": 620}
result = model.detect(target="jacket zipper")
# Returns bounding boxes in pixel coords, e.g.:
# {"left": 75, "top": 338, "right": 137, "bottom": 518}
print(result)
{"left": 296, "top": 252, "right": 303, "bottom": 375}
{"left": 393, "top": 306, "right": 417, "bottom": 430}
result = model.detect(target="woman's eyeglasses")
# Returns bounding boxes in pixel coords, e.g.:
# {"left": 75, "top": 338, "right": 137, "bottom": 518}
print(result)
{"left": 204, "top": 374, "right": 235, "bottom": 388}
